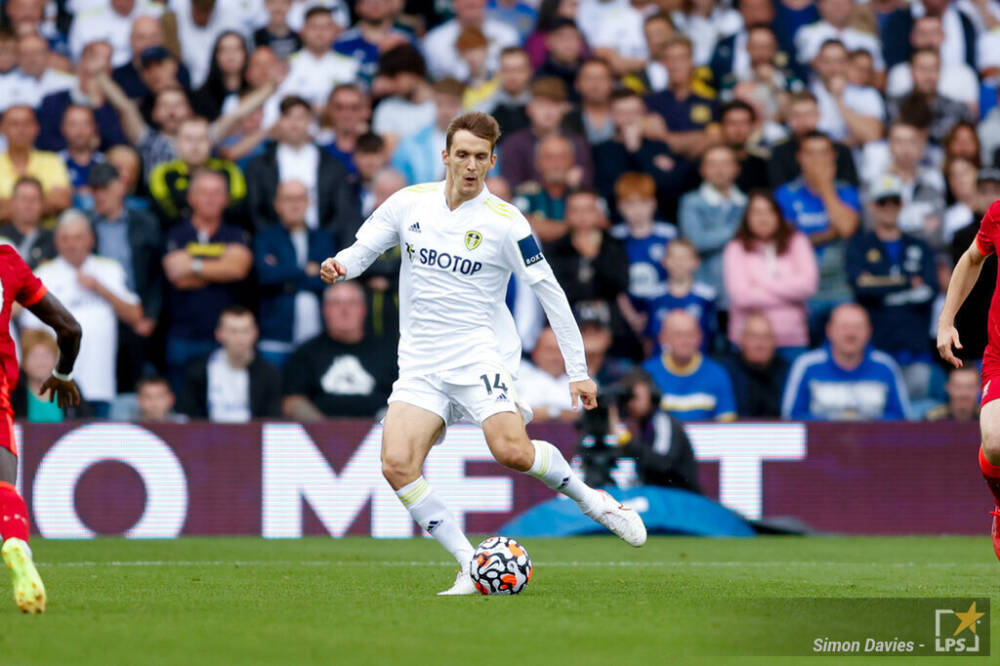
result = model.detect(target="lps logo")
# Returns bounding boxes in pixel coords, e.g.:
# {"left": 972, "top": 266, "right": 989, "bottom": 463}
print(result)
{"left": 934, "top": 601, "right": 985, "bottom": 653}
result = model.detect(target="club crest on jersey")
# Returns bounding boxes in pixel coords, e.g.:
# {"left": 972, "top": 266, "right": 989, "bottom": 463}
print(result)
{"left": 465, "top": 230, "right": 483, "bottom": 251}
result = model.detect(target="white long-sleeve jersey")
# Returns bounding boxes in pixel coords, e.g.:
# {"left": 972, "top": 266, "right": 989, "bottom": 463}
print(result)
{"left": 334, "top": 181, "right": 589, "bottom": 382}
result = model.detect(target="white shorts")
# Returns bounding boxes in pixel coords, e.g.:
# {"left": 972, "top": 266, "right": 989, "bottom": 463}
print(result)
{"left": 388, "top": 363, "right": 534, "bottom": 430}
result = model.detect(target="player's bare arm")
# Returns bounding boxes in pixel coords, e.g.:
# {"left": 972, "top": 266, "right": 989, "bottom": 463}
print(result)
{"left": 27, "top": 292, "right": 82, "bottom": 408}
{"left": 937, "top": 240, "right": 988, "bottom": 368}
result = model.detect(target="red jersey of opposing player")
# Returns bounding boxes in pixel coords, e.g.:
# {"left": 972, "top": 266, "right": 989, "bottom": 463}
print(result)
{"left": 0, "top": 246, "right": 47, "bottom": 454}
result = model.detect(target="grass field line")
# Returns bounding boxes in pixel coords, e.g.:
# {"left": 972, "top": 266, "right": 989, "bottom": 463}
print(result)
{"left": 36, "top": 559, "right": 997, "bottom": 569}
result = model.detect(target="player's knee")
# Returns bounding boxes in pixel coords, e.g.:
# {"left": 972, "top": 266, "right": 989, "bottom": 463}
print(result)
{"left": 982, "top": 430, "right": 1000, "bottom": 463}
{"left": 491, "top": 435, "right": 533, "bottom": 472}
{"left": 381, "top": 449, "right": 420, "bottom": 487}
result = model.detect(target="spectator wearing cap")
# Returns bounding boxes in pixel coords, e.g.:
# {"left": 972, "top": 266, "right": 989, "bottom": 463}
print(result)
{"left": 371, "top": 44, "right": 435, "bottom": 154}
{"left": 643, "top": 35, "right": 718, "bottom": 160}
{"left": 269, "top": 7, "right": 359, "bottom": 117}
{"left": 111, "top": 16, "right": 193, "bottom": 100}
{"left": 89, "top": 161, "right": 163, "bottom": 391}
{"left": 149, "top": 116, "right": 247, "bottom": 229}
{"left": 499, "top": 77, "right": 593, "bottom": 190}
{"left": 593, "top": 89, "right": 691, "bottom": 223}
{"left": 391, "top": 78, "right": 465, "bottom": 185}
{"left": 245, "top": 96, "right": 360, "bottom": 245}
{"left": 37, "top": 42, "right": 128, "bottom": 153}
{"left": 847, "top": 173, "right": 937, "bottom": 401}
{"left": 423, "top": 0, "right": 520, "bottom": 81}
{"left": 0, "top": 177, "right": 56, "bottom": 268}
{"left": 0, "top": 106, "right": 72, "bottom": 224}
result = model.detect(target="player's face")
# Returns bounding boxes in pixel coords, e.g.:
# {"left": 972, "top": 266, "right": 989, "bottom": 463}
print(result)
{"left": 443, "top": 130, "right": 496, "bottom": 200}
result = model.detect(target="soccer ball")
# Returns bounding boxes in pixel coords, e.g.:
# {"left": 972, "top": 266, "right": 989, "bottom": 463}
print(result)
{"left": 469, "top": 536, "right": 532, "bottom": 595}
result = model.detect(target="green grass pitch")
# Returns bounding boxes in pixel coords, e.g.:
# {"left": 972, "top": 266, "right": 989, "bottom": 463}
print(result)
{"left": 0, "top": 536, "right": 996, "bottom": 665}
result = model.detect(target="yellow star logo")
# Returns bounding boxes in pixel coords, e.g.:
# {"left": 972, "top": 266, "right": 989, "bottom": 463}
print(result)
{"left": 952, "top": 602, "right": 985, "bottom": 636}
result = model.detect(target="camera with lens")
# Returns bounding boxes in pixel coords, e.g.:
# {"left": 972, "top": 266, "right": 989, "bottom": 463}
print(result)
{"left": 576, "top": 384, "right": 628, "bottom": 488}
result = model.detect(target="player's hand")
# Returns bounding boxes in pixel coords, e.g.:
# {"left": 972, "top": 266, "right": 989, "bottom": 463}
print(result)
{"left": 570, "top": 378, "right": 598, "bottom": 411}
{"left": 39, "top": 375, "right": 81, "bottom": 409}
{"left": 936, "top": 323, "right": 964, "bottom": 368}
{"left": 320, "top": 258, "right": 347, "bottom": 284}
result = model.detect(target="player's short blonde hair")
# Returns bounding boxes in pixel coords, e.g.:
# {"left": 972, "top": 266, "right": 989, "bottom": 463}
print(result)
{"left": 446, "top": 112, "right": 501, "bottom": 152}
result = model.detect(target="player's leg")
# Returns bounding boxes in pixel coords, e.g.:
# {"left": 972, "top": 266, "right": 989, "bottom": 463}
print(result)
{"left": 977, "top": 398, "right": 1000, "bottom": 560}
{"left": 381, "top": 400, "right": 478, "bottom": 592}
{"left": 0, "top": 431, "right": 45, "bottom": 612}
{"left": 481, "top": 411, "right": 646, "bottom": 547}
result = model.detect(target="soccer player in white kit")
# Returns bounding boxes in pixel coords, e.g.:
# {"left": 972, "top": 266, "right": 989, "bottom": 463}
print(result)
{"left": 320, "top": 112, "right": 646, "bottom": 595}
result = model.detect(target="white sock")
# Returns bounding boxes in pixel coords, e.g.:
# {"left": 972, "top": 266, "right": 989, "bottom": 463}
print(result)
{"left": 527, "top": 439, "right": 598, "bottom": 510}
{"left": 395, "top": 477, "right": 474, "bottom": 571}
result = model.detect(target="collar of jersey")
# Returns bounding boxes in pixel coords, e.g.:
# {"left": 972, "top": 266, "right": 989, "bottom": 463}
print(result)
{"left": 663, "top": 351, "right": 703, "bottom": 376}
{"left": 440, "top": 179, "right": 491, "bottom": 212}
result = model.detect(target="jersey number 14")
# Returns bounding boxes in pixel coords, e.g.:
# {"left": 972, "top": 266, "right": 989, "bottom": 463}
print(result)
{"left": 480, "top": 373, "right": 508, "bottom": 395}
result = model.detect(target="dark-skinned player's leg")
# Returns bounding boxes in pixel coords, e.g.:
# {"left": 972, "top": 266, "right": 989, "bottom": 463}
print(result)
{"left": 0, "top": 408, "right": 45, "bottom": 613}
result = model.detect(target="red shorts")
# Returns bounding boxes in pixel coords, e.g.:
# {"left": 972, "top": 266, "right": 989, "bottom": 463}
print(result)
{"left": 982, "top": 346, "right": 1000, "bottom": 407}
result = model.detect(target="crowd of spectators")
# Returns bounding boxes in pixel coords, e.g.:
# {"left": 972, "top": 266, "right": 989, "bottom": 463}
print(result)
{"left": 3, "top": 0, "right": 998, "bottom": 425}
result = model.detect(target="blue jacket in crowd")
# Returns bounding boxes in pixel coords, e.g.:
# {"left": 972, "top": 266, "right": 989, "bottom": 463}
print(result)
{"left": 781, "top": 345, "right": 911, "bottom": 421}
{"left": 254, "top": 224, "right": 335, "bottom": 345}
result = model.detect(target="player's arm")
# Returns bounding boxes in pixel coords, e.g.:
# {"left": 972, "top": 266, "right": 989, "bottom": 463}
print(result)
{"left": 26, "top": 292, "right": 82, "bottom": 408}
{"left": 937, "top": 240, "right": 988, "bottom": 368}
{"left": 321, "top": 195, "right": 402, "bottom": 284}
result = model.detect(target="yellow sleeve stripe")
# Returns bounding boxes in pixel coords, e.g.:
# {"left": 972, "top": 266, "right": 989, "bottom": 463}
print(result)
{"left": 484, "top": 199, "right": 513, "bottom": 219}
{"left": 405, "top": 183, "right": 440, "bottom": 193}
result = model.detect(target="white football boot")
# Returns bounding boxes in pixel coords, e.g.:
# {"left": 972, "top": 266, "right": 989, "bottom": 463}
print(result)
{"left": 583, "top": 489, "right": 647, "bottom": 547}
{"left": 437, "top": 569, "right": 477, "bottom": 596}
